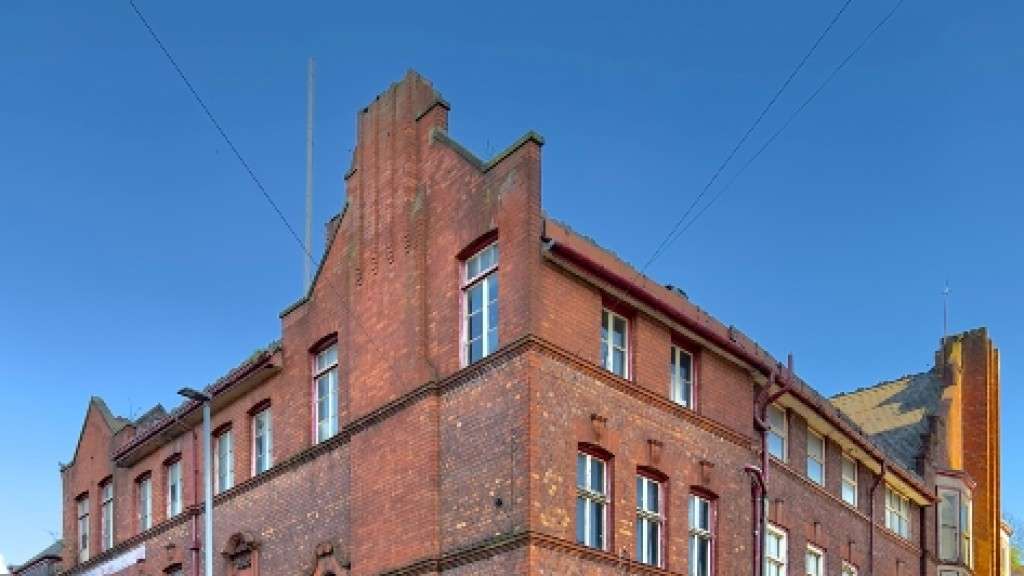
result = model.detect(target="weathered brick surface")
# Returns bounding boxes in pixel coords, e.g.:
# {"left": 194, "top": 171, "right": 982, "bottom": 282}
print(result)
{"left": 55, "top": 70, "right": 1001, "bottom": 576}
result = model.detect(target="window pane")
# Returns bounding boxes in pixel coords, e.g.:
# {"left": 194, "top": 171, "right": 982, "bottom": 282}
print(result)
{"left": 694, "top": 537, "right": 710, "bottom": 576}
{"left": 842, "top": 483, "right": 857, "bottom": 505}
{"left": 808, "top": 435, "right": 824, "bottom": 459}
{"left": 316, "top": 345, "right": 337, "bottom": 372}
{"left": 808, "top": 460, "right": 823, "bottom": 484}
{"left": 612, "top": 348, "right": 626, "bottom": 376}
{"left": 577, "top": 453, "right": 587, "bottom": 488}
{"left": 576, "top": 496, "right": 587, "bottom": 544}
{"left": 612, "top": 316, "right": 626, "bottom": 347}
{"left": 842, "top": 456, "right": 856, "bottom": 480}
{"left": 591, "top": 500, "right": 604, "bottom": 549}
{"left": 467, "top": 283, "right": 483, "bottom": 313}
{"left": 768, "top": 432, "right": 785, "bottom": 459}
{"left": 648, "top": 521, "right": 660, "bottom": 565}
{"left": 469, "top": 309, "right": 484, "bottom": 339}
{"left": 590, "top": 459, "right": 605, "bottom": 494}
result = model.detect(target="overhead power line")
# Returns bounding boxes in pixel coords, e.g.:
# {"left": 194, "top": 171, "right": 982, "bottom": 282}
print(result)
{"left": 128, "top": 0, "right": 307, "bottom": 256}
{"left": 662, "top": 0, "right": 908, "bottom": 247}
{"left": 640, "top": 0, "right": 857, "bottom": 273}
{"left": 128, "top": 1, "right": 389, "bottom": 359}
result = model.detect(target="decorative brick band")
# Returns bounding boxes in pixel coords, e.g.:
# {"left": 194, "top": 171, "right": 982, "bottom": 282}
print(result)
{"left": 66, "top": 334, "right": 753, "bottom": 575}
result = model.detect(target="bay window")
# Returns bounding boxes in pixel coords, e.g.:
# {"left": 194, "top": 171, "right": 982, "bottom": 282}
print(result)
{"left": 938, "top": 487, "right": 973, "bottom": 566}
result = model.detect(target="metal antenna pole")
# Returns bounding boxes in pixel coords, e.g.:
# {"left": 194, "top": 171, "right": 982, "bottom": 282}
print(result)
{"left": 943, "top": 281, "right": 951, "bottom": 343}
{"left": 304, "top": 57, "right": 316, "bottom": 293}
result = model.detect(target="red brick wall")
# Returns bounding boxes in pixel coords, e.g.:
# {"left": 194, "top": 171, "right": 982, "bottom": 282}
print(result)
{"left": 61, "top": 401, "right": 117, "bottom": 567}
{"left": 960, "top": 329, "right": 1001, "bottom": 576}
{"left": 57, "top": 70, "right": 966, "bottom": 576}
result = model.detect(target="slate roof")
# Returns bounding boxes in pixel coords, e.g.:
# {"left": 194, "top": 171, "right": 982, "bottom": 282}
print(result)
{"left": 830, "top": 370, "right": 945, "bottom": 474}
{"left": 12, "top": 539, "right": 62, "bottom": 573}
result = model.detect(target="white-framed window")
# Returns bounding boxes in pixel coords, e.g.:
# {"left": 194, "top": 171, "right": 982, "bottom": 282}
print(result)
{"left": 576, "top": 451, "right": 608, "bottom": 550}
{"left": 765, "top": 524, "right": 787, "bottom": 576}
{"left": 885, "top": 486, "right": 911, "bottom": 539}
{"left": 961, "top": 496, "right": 973, "bottom": 568}
{"left": 100, "top": 481, "right": 114, "bottom": 551}
{"left": 841, "top": 454, "right": 858, "bottom": 507}
{"left": 805, "top": 545, "right": 824, "bottom": 576}
{"left": 314, "top": 344, "right": 339, "bottom": 443}
{"left": 137, "top": 476, "right": 152, "bottom": 532}
{"left": 601, "top": 308, "right": 629, "bottom": 378}
{"left": 77, "top": 494, "right": 90, "bottom": 563}
{"left": 940, "top": 488, "right": 973, "bottom": 566}
{"left": 166, "top": 566, "right": 184, "bottom": 576}
{"left": 806, "top": 430, "right": 825, "bottom": 485}
{"left": 938, "top": 488, "right": 960, "bottom": 562}
{"left": 670, "top": 345, "right": 695, "bottom": 408}
{"left": 252, "top": 406, "right": 273, "bottom": 474}
{"left": 215, "top": 429, "right": 234, "bottom": 494}
{"left": 841, "top": 561, "right": 858, "bottom": 576}
{"left": 689, "top": 494, "right": 714, "bottom": 576}
{"left": 766, "top": 404, "right": 787, "bottom": 461}
{"left": 166, "top": 459, "right": 182, "bottom": 517}
{"left": 463, "top": 242, "right": 499, "bottom": 364}
{"left": 636, "top": 475, "right": 663, "bottom": 567}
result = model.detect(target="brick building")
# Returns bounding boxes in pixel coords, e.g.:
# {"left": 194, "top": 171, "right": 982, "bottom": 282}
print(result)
{"left": 56, "top": 71, "right": 1005, "bottom": 576}
{"left": 12, "top": 541, "right": 62, "bottom": 576}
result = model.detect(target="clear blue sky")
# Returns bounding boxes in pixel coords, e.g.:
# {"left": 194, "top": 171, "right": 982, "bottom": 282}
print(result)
{"left": 1, "top": 0, "right": 1020, "bottom": 565}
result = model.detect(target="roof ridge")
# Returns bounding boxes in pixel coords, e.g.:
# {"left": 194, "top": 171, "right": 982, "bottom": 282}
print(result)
{"left": 829, "top": 368, "right": 936, "bottom": 400}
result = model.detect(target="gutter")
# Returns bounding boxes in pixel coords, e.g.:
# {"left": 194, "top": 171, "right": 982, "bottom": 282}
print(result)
{"left": 543, "top": 237, "right": 934, "bottom": 498}
{"left": 112, "top": 344, "right": 280, "bottom": 463}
